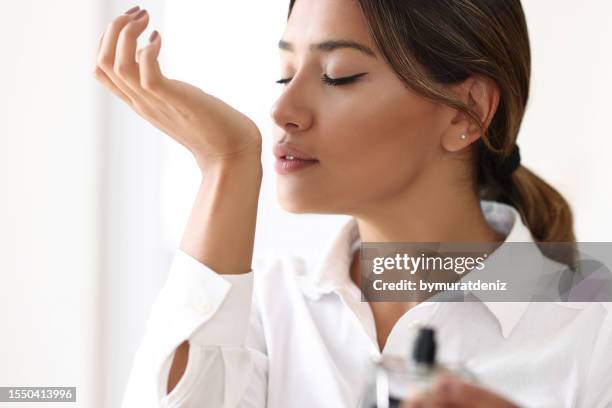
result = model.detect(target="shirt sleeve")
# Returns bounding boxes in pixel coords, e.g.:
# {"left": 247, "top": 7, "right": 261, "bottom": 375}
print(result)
{"left": 121, "top": 249, "right": 268, "bottom": 408}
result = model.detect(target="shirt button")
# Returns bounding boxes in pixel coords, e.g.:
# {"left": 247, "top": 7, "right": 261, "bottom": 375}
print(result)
{"left": 408, "top": 319, "right": 423, "bottom": 327}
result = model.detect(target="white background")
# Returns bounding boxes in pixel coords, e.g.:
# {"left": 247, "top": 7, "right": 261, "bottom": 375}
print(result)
{"left": 0, "top": 1, "right": 610, "bottom": 407}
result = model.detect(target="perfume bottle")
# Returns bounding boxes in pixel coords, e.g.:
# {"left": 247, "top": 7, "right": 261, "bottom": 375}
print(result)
{"left": 359, "top": 327, "right": 477, "bottom": 408}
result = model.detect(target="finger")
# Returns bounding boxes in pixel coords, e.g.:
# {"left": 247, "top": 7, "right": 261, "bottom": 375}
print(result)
{"left": 135, "top": 32, "right": 196, "bottom": 109}
{"left": 97, "top": 4, "right": 138, "bottom": 52}
{"left": 137, "top": 30, "right": 195, "bottom": 120}
{"left": 97, "top": 11, "right": 147, "bottom": 104}
{"left": 401, "top": 399, "right": 425, "bottom": 408}
{"left": 96, "top": 31, "right": 104, "bottom": 56}
{"left": 93, "top": 7, "right": 139, "bottom": 83}
{"left": 97, "top": 6, "right": 139, "bottom": 62}
{"left": 93, "top": 65, "right": 130, "bottom": 104}
{"left": 93, "top": 65, "right": 132, "bottom": 105}
{"left": 92, "top": 31, "right": 105, "bottom": 76}
{"left": 123, "top": 5, "right": 140, "bottom": 16}
{"left": 431, "top": 375, "right": 518, "bottom": 408}
{"left": 136, "top": 31, "right": 189, "bottom": 122}
{"left": 115, "top": 9, "right": 150, "bottom": 92}
{"left": 139, "top": 30, "right": 167, "bottom": 95}
{"left": 402, "top": 393, "right": 448, "bottom": 408}
{"left": 138, "top": 30, "right": 183, "bottom": 106}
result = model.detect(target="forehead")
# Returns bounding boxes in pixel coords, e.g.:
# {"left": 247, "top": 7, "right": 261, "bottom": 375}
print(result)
{"left": 283, "top": 0, "right": 373, "bottom": 49}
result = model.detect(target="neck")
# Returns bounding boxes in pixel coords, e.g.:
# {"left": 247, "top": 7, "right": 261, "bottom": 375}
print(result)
{"left": 351, "top": 188, "right": 503, "bottom": 244}
{"left": 348, "top": 189, "right": 505, "bottom": 289}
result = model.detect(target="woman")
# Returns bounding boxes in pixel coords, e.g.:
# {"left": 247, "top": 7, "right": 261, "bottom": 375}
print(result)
{"left": 93, "top": 1, "right": 612, "bottom": 407}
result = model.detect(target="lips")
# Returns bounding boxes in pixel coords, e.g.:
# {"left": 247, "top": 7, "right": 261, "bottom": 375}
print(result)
{"left": 272, "top": 143, "right": 318, "bottom": 161}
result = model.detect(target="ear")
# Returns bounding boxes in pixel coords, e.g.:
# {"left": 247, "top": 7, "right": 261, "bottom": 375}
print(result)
{"left": 440, "top": 74, "right": 501, "bottom": 153}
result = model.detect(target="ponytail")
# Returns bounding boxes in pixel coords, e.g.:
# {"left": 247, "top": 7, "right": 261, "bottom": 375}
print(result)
{"left": 478, "top": 143, "right": 576, "bottom": 244}
{"left": 478, "top": 144, "right": 577, "bottom": 267}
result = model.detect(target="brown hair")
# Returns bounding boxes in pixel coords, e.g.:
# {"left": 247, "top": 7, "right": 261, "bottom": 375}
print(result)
{"left": 287, "top": 0, "right": 576, "bottom": 245}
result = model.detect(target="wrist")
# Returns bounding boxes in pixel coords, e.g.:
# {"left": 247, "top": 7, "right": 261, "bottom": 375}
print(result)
{"left": 195, "top": 147, "right": 263, "bottom": 176}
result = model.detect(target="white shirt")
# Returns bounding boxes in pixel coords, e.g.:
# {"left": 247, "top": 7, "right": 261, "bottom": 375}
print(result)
{"left": 121, "top": 200, "right": 612, "bottom": 408}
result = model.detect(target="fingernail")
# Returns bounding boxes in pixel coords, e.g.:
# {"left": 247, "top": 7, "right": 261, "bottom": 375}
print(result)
{"left": 131, "top": 9, "right": 147, "bottom": 20}
{"left": 124, "top": 6, "right": 139, "bottom": 15}
{"left": 149, "top": 30, "right": 159, "bottom": 43}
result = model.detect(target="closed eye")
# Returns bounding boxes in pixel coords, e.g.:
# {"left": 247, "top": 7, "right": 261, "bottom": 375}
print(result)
{"left": 275, "top": 72, "right": 368, "bottom": 87}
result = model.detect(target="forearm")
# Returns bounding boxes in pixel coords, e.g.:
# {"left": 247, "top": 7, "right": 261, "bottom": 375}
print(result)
{"left": 179, "top": 152, "right": 262, "bottom": 275}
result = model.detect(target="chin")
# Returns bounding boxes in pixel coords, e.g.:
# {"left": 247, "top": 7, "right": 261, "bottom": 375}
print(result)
{"left": 277, "top": 194, "right": 347, "bottom": 215}
{"left": 275, "top": 181, "right": 348, "bottom": 214}
{"left": 277, "top": 196, "right": 314, "bottom": 214}
{"left": 276, "top": 183, "right": 310, "bottom": 213}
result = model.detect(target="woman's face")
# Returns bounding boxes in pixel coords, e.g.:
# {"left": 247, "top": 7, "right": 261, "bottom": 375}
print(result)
{"left": 270, "top": 0, "right": 453, "bottom": 215}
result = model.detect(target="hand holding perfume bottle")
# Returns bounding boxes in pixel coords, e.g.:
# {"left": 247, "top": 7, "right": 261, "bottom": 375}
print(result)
{"left": 359, "top": 327, "right": 477, "bottom": 408}
{"left": 400, "top": 374, "right": 521, "bottom": 408}
{"left": 359, "top": 326, "right": 522, "bottom": 408}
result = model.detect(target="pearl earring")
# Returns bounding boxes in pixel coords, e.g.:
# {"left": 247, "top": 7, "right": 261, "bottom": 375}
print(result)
{"left": 459, "top": 134, "right": 467, "bottom": 140}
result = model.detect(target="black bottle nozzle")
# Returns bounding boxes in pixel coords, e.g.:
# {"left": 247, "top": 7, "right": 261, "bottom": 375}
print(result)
{"left": 412, "top": 327, "right": 436, "bottom": 365}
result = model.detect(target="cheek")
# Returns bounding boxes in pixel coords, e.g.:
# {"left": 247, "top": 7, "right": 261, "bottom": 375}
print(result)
{"left": 319, "top": 86, "right": 440, "bottom": 186}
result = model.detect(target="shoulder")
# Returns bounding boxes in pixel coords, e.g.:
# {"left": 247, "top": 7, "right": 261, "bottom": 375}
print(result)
{"left": 578, "top": 302, "right": 612, "bottom": 406}
{"left": 524, "top": 254, "right": 612, "bottom": 330}
{"left": 252, "top": 251, "right": 311, "bottom": 279}
{"left": 250, "top": 251, "right": 314, "bottom": 299}
{"left": 538, "top": 251, "right": 612, "bottom": 306}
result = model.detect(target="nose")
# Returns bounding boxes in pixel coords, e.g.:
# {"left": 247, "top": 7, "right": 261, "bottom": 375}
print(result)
{"left": 269, "top": 80, "right": 312, "bottom": 135}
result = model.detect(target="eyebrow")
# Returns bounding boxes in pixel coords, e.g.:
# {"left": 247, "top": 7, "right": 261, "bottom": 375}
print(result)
{"left": 278, "top": 39, "right": 377, "bottom": 59}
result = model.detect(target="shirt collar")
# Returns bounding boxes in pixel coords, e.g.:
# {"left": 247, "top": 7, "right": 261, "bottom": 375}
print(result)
{"left": 469, "top": 200, "right": 537, "bottom": 337}
{"left": 299, "top": 200, "right": 539, "bottom": 338}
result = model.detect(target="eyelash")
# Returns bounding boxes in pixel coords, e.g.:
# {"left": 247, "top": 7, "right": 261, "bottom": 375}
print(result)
{"left": 275, "top": 72, "right": 367, "bottom": 87}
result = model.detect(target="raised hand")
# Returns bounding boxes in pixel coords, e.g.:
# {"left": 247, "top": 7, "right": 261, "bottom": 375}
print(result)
{"left": 93, "top": 6, "right": 263, "bottom": 169}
